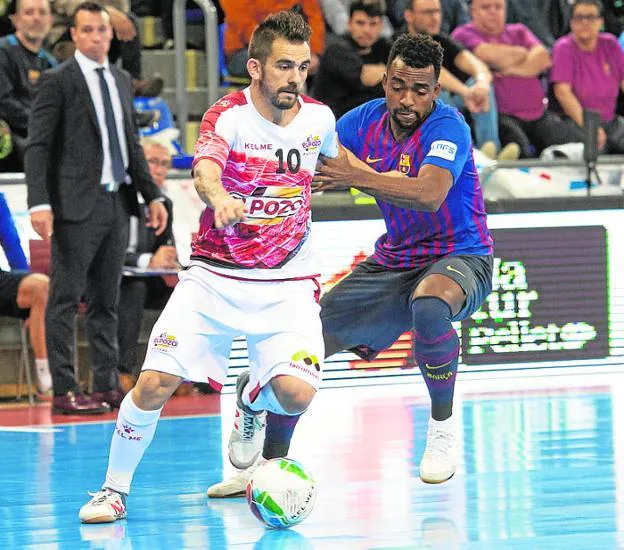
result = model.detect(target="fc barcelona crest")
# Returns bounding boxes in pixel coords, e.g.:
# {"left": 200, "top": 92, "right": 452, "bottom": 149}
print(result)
{"left": 399, "top": 153, "right": 411, "bottom": 174}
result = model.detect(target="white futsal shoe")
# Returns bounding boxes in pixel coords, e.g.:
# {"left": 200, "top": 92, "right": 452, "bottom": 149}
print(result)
{"left": 79, "top": 488, "right": 127, "bottom": 523}
{"left": 228, "top": 371, "right": 266, "bottom": 469}
{"left": 419, "top": 416, "right": 458, "bottom": 484}
{"left": 207, "top": 459, "right": 264, "bottom": 498}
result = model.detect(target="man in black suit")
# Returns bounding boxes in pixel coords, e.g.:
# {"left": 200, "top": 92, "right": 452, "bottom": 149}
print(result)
{"left": 25, "top": 1, "right": 168, "bottom": 415}
{"left": 117, "top": 138, "right": 179, "bottom": 391}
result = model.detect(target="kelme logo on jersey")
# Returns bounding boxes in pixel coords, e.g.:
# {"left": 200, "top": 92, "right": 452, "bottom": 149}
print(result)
{"left": 429, "top": 140, "right": 457, "bottom": 161}
{"left": 153, "top": 332, "right": 178, "bottom": 352}
{"left": 302, "top": 134, "right": 321, "bottom": 152}
{"left": 232, "top": 187, "right": 305, "bottom": 225}
{"left": 399, "top": 153, "right": 411, "bottom": 174}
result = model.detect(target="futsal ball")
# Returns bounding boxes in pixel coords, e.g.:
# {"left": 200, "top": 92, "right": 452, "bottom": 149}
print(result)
{"left": 246, "top": 458, "right": 317, "bottom": 529}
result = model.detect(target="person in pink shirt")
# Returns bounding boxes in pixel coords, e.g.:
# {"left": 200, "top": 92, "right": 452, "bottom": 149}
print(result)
{"left": 452, "top": 0, "right": 580, "bottom": 157}
{"left": 551, "top": 0, "right": 624, "bottom": 154}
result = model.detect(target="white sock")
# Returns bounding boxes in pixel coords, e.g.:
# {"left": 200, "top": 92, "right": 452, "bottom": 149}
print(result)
{"left": 104, "top": 391, "right": 162, "bottom": 494}
{"left": 34, "top": 359, "right": 52, "bottom": 393}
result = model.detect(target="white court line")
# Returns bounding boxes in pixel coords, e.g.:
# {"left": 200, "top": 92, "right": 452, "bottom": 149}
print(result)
{"left": 0, "top": 426, "right": 62, "bottom": 433}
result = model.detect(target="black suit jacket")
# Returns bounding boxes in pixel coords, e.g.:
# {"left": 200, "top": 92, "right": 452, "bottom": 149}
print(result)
{"left": 24, "top": 57, "right": 162, "bottom": 221}
{"left": 125, "top": 196, "right": 175, "bottom": 267}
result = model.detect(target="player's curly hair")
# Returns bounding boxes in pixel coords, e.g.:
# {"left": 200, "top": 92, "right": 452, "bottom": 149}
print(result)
{"left": 387, "top": 33, "right": 443, "bottom": 81}
{"left": 249, "top": 10, "right": 312, "bottom": 65}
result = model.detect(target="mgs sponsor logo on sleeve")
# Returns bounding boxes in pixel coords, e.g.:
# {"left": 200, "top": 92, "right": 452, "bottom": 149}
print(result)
{"left": 428, "top": 140, "right": 458, "bottom": 161}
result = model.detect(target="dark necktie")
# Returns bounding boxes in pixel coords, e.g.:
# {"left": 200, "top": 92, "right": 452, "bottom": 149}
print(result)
{"left": 95, "top": 67, "right": 126, "bottom": 184}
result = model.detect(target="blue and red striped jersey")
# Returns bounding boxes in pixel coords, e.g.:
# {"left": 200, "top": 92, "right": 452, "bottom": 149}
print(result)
{"left": 337, "top": 99, "right": 493, "bottom": 269}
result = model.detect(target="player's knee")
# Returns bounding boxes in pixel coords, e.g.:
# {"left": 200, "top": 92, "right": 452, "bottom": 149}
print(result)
{"left": 31, "top": 275, "right": 50, "bottom": 306}
{"left": 133, "top": 370, "right": 180, "bottom": 410}
{"left": 271, "top": 376, "right": 316, "bottom": 415}
{"left": 411, "top": 296, "right": 453, "bottom": 340}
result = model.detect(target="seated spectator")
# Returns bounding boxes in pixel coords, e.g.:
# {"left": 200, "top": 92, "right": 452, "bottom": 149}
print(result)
{"left": 117, "top": 138, "right": 179, "bottom": 391}
{"left": 506, "top": 0, "right": 571, "bottom": 50}
{"left": 403, "top": 0, "right": 518, "bottom": 159}
{"left": 313, "top": 0, "right": 391, "bottom": 118}
{"left": 0, "top": 0, "right": 56, "bottom": 172}
{"left": 221, "top": 0, "right": 326, "bottom": 77}
{"left": 0, "top": 192, "right": 51, "bottom": 395}
{"left": 452, "top": 0, "right": 583, "bottom": 157}
{"left": 48, "top": 0, "right": 163, "bottom": 96}
{"left": 552, "top": 0, "right": 624, "bottom": 153}
{"left": 601, "top": 0, "right": 624, "bottom": 38}
{"left": 1, "top": 0, "right": 15, "bottom": 37}
{"left": 319, "top": 0, "right": 394, "bottom": 40}
{"left": 388, "top": 0, "right": 469, "bottom": 35}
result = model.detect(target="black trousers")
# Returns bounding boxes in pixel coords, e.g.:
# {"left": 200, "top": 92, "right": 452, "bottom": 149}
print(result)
{"left": 499, "top": 110, "right": 585, "bottom": 158}
{"left": 46, "top": 190, "right": 129, "bottom": 396}
{"left": 118, "top": 275, "right": 173, "bottom": 376}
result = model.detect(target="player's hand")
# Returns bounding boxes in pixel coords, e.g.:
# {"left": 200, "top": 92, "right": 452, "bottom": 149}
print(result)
{"left": 31, "top": 209, "right": 54, "bottom": 241}
{"left": 213, "top": 195, "right": 246, "bottom": 228}
{"left": 146, "top": 200, "right": 169, "bottom": 235}
{"left": 313, "top": 144, "right": 358, "bottom": 192}
{"left": 149, "top": 245, "right": 179, "bottom": 269}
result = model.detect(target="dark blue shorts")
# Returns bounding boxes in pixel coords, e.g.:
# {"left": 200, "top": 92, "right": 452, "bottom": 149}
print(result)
{"left": 0, "top": 269, "right": 29, "bottom": 319}
{"left": 320, "top": 254, "right": 493, "bottom": 360}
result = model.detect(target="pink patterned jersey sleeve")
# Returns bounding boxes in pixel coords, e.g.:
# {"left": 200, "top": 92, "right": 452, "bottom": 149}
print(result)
{"left": 192, "top": 91, "right": 247, "bottom": 171}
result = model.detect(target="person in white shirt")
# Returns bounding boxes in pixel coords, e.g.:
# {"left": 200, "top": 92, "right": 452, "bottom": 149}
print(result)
{"left": 25, "top": 1, "right": 167, "bottom": 415}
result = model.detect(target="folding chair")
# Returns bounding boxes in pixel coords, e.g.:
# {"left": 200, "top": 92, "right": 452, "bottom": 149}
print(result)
{"left": 15, "top": 318, "right": 34, "bottom": 405}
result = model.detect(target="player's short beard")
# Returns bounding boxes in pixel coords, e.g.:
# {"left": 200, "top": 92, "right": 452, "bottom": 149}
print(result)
{"left": 261, "top": 80, "right": 299, "bottom": 110}
{"left": 390, "top": 102, "right": 433, "bottom": 131}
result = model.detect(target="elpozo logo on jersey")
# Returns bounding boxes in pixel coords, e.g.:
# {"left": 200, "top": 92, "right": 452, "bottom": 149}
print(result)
{"left": 153, "top": 332, "right": 178, "bottom": 352}
{"left": 302, "top": 134, "right": 321, "bottom": 153}
{"left": 428, "top": 140, "right": 457, "bottom": 161}
{"left": 232, "top": 186, "right": 305, "bottom": 225}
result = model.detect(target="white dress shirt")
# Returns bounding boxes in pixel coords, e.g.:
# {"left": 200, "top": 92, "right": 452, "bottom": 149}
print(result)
{"left": 74, "top": 49, "right": 130, "bottom": 185}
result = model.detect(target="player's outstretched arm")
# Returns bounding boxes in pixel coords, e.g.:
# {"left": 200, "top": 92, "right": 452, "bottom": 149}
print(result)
{"left": 194, "top": 158, "right": 247, "bottom": 228}
{"left": 315, "top": 146, "right": 452, "bottom": 211}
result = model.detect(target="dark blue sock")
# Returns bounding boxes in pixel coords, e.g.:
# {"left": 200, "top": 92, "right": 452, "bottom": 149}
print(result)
{"left": 411, "top": 296, "right": 459, "bottom": 421}
{"left": 262, "top": 412, "right": 301, "bottom": 460}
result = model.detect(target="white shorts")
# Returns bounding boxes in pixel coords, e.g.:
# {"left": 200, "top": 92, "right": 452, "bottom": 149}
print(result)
{"left": 142, "top": 265, "right": 324, "bottom": 392}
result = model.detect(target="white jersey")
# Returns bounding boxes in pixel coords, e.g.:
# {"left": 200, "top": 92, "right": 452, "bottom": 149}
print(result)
{"left": 191, "top": 87, "right": 339, "bottom": 280}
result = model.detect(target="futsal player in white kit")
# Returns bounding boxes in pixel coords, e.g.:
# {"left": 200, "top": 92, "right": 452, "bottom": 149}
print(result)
{"left": 79, "top": 10, "right": 339, "bottom": 523}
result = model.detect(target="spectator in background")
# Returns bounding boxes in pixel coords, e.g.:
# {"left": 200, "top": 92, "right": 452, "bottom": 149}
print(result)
{"left": 597, "top": 0, "right": 624, "bottom": 38}
{"left": 314, "top": 0, "right": 391, "bottom": 118}
{"left": 403, "top": 0, "right": 519, "bottom": 159}
{"left": 0, "top": 0, "right": 56, "bottom": 172}
{"left": 319, "top": 0, "right": 394, "bottom": 40}
{"left": 1, "top": 0, "right": 15, "bottom": 36}
{"left": 48, "top": 0, "right": 163, "bottom": 96}
{"left": 221, "top": 0, "right": 326, "bottom": 77}
{"left": 506, "top": 0, "right": 571, "bottom": 50}
{"left": 552, "top": 0, "right": 624, "bottom": 153}
{"left": 388, "top": 0, "right": 469, "bottom": 35}
{"left": 117, "top": 138, "right": 179, "bottom": 392}
{"left": 0, "top": 192, "right": 52, "bottom": 395}
{"left": 25, "top": 1, "right": 168, "bottom": 415}
{"left": 452, "top": 0, "right": 579, "bottom": 157}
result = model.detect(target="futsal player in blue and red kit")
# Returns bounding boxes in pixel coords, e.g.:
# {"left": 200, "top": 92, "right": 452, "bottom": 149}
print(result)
{"left": 208, "top": 32, "right": 493, "bottom": 496}
{"left": 316, "top": 32, "right": 493, "bottom": 484}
